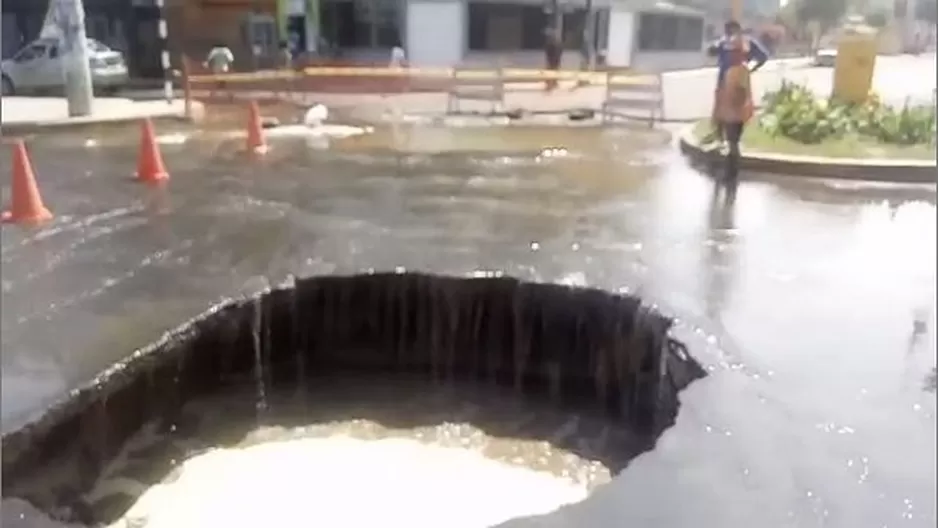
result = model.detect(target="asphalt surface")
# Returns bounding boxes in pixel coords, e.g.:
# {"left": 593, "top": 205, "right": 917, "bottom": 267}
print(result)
{"left": 0, "top": 121, "right": 935, "bottom": 527}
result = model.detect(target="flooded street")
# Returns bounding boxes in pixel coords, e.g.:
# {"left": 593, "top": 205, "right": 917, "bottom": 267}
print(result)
{"left": 1, "top": 121, "right": 935, "bottom": 527}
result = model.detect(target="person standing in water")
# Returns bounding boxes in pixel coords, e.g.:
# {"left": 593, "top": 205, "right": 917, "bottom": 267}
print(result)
{"left": 707, "top": 21, "right": 768, "bottom": 142}
{"left": 713, "top": 35, "right": 755, "bottom": 183}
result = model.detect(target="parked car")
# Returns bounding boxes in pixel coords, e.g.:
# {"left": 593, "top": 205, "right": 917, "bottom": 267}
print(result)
{"left": 1, "top": 38, "right": 128, "bottom": 96}
{"left": 814, "top": 48, "right": 838, "bottom": 67}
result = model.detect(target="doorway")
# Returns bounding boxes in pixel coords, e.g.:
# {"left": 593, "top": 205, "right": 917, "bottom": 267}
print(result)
{"left": 129, "top": 7, "right": 162, "bottom": 78}
{"left": 287, "top": 15, "right": 307, "bottom": 55}
{"left": 243, "top": 13, "right": 277, "bottom": 69}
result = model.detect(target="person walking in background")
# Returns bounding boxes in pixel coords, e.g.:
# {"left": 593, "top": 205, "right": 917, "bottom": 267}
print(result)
{"left": 388, "top": 39, "right": 409, "bottom": 94}
{"left": 204, "top": 42, "right": 235, "bottom": 74}
{"left": 203, "top": 42, "right": 235, "bottom": 98}
{"left": 713, "top": 35, "right": 755, "bottom": 183}
{"left": 706, "top": 20, "right": 768, "bottom": 143}
{"left": 544, "top": 28, "right": 563, "bottom": 92}
{"left": 278, "top": 41, "right": 293, "bottom": 70}
{"left": 389, "top": 41, "right": 407, "bottom": 68}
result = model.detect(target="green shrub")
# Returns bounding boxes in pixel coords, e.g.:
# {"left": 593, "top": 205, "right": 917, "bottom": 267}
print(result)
{"left": 758, "top": 81, "right": 937, "bottom": 146}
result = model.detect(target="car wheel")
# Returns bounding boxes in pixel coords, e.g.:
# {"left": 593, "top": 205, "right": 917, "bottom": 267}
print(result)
{"left": 2, "top": 76, "right": 14, "bottom": 96}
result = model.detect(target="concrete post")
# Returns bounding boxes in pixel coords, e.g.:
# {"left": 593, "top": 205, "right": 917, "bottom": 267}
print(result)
{"left": 59, "top": 0, "right": 94, "bottom": 117}
{"left": 155, "top": 0, "right": 173, "bottom": 103}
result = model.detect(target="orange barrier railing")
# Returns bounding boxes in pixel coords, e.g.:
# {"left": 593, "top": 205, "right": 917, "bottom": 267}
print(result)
{"left": 176, "top": 55, "right": 648, "bottom": 118}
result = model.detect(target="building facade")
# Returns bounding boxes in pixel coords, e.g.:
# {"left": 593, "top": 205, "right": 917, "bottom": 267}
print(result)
{"left": 404, "top": 0, "right": 706, "bottom": 71}
{"left": 3, "top": 0, "right": 706, "bottom": 75}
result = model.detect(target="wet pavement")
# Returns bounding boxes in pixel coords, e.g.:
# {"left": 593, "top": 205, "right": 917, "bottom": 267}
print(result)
{"left": 1, "top": 120, "right": 936, "bottom": 527}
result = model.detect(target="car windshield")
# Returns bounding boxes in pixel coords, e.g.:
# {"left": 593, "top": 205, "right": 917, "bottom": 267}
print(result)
{"left": 86, "top": 39, "right": 110, "bottom": 53}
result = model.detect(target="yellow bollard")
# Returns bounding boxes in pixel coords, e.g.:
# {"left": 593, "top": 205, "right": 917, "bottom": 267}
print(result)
{"left": 832, "top": 27, "right": 878, "bottom": 104}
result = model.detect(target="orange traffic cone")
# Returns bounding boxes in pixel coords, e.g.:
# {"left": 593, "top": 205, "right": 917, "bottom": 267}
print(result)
{"left": 2, "top": 140, "right": 52, "bottom": 225}
{"left": 246, "top": 100, "right": 268, "bottom": 155}
{"left": 136, "top": 119, "right": 169, "bottom": 184}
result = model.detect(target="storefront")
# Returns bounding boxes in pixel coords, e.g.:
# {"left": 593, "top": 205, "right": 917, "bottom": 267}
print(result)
{"left": 403, "top": 0, "right": 705, "bottom": 71}
{"left": 276, "top": 0, "right": 406, "bottom": 62}
{"left": 276, "top": 0, "right": 320, "bottom": 54}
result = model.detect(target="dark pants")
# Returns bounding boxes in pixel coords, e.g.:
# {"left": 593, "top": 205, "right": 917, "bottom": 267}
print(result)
{"left": 723, "top": 121, "right": 745, "bottom": 181}
{"left": 545, "top": 48, "right": 562, "bottom": 90}
{"left": 724, "top": 122, "right": 744, "bottom": 150}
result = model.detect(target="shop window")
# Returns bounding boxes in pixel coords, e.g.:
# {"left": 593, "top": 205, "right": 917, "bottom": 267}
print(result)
{"left": 637, "top": 13, "right": 703, "bottom": 51}
{"left": 468, "top": 3, "right": 547, "bottom": 51}
{"left": 321, "top": 0, "right": 403, "bottom": 48}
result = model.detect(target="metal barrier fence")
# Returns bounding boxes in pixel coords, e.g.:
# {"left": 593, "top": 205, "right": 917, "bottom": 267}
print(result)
{"left": 446, "top": 67, "right": 506, "bottom": 114}
{"left": 601, "top": 70, "right": 664, "bottom": 127}
{"left": 178, "top": 57, "right": 665, "bottom": 122}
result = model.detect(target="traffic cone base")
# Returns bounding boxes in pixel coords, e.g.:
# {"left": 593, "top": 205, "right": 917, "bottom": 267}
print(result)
{"left": 136, "top": 119, "right": 170, "bottom": 184}
{"left": 4, "top": 140, "right": 52, "bottom": 226}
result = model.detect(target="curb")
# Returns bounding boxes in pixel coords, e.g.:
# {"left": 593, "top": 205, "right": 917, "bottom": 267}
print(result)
{"left": 0, "top": 103, "right": 205, "bottom": 137}
{"left": 678, "top": 125, "right": 937, "bottom": 184}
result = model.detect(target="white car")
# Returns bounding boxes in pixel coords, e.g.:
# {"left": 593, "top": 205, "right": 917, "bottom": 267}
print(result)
{"left": 814, "top": 48, "right": 837, "bottom": 67}
{"left": 1, "top": 38, "right": 129, "bottom": 96}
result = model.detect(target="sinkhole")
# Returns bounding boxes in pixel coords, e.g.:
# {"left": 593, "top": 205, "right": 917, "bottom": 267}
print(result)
{"left": 2, "top": 272, "right": 706, "bottom": 527}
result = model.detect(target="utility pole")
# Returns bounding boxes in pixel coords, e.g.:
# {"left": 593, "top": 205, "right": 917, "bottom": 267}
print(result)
{"left": 60, "top": 0, "right": 94, "bottom": 117}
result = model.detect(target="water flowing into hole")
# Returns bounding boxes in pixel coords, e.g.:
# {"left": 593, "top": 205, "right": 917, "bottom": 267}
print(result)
{"left": 2, "top": 272, "right": 705, "bottom": 526}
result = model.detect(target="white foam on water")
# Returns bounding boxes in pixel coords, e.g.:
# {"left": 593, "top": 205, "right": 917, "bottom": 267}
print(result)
{"left": 262, "top": 124, "right": 371, "bottom": 139}
{"left": 81, "top": 134, "right": 189, "bottom": 149}
{"left": 116, "top": 436, "right": 587, "bottom": 528}
{"left": 156, "top": 133, "right": 189, "bottom": 145}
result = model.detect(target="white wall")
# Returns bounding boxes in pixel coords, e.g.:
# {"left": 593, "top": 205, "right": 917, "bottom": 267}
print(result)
{"left": 406, "top": 0, "right": 465, "bottom": 67}
{"left": 284, "top": 0, "right": 306, "bottom": 15}
{"left": 631, "top": 50, "right": 709, "bottom": 72}
{"left": 605, "top": 7, "right": 634, "bottom": 68}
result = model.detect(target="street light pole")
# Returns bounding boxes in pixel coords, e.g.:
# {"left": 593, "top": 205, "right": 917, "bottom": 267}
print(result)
{"left": 60, "top": 0, "right": 94, "bottom": 117}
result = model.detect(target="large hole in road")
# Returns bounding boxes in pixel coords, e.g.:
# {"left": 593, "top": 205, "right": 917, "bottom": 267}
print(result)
{"left": 2, "top": 272, "right": 706, "bottom": 527}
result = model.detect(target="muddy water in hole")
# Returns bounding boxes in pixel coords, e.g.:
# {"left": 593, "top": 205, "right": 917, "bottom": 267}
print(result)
{"left": 79, "top": 376, "right": 625, "bottom": 527}
{"left": 1, "top": 118, "right": 935, "bottom": 528}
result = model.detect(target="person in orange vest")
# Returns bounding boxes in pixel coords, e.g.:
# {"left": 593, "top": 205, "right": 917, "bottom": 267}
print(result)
{"left": 706, "top": 20, "right": 767, "bottom": 144}
{"left": 713, "top": 34, "right": 755, "bottom": 182}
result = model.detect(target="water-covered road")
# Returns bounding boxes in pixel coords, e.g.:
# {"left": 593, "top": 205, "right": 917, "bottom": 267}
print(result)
{"left": 1, "top": 122, "right": 935, "bottom": 527}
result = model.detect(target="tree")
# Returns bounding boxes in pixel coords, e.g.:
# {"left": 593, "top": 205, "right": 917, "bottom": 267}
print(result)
{"left": 794, "top": 0, "right": 849, "bottom": 29}
{"left": 865, "top": 9, "right": 888, "bottom": 27}
{"left": 791, "top": 0, "right": 849, "bottom": 49}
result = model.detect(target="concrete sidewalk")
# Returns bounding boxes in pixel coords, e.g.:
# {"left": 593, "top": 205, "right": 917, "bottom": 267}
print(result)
{"left": 0, "top": 96, "right": 196, "bottom": 134}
